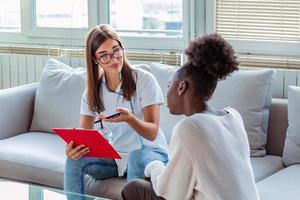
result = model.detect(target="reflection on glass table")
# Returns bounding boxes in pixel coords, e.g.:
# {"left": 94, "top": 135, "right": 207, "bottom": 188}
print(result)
{"left": 0, "top": 179, "right": 109, "bottom": 200}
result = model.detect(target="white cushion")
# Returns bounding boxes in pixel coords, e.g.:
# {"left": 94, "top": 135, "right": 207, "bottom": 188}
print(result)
{"left": 134, "top": 63, "right": 151, "bottom": 72}
{"left": 30, "top": 58, "right": 86, "bottom": 132}
{"left": 149, "top": 63, "right": 276, "bottom": 155}
{"left": 283, "top": 86, "right": 300, "bottom": 166}
{"left": 209, "top": 69, "right": 276, "bottom": 156}
{"left": 149, "top": 63, "right": 183, "bottom": 143}
{"left": 250, "top": 155, "right": 283, "bottom": 182}
{"left": 257, "top": 165, "right": 300, "bottom": 200}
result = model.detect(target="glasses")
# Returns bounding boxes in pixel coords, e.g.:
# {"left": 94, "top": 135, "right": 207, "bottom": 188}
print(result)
{"left": 96, "top": 47, "right": 124, "bottom": 64}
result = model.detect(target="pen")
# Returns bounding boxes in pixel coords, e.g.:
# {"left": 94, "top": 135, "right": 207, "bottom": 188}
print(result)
{"left": 93, "top": 112, "right": 122, "bottom": 127}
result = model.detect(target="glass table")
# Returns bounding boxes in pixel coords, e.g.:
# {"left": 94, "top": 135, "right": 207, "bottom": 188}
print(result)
{"left": 0, "top": 179, "right": 109, "bottom": 200}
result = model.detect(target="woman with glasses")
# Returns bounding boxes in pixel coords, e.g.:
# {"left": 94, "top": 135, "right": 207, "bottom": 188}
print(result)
{"left": 121, "top": 34, "right": 260, "bottom": 200}
{"left": 64, "top": 24, "right": 168, "bottom": 198}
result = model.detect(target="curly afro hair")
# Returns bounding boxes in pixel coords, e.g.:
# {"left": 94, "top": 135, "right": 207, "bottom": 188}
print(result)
{"left": 177, "top": 34, "right": 238, "bottom": 101}
{"left": 185, "top": 33, "right": 238, "bottom": 80}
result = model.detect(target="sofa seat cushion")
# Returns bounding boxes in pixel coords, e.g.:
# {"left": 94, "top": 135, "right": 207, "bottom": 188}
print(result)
{"left": 86, "top": 177, "right": 126, "bottom": 200}
{"left": 0, "top": 131, "right": 126, "bottom": 199}
{"left": 257, "top": 164, "right": 300, "bottom": 200}
{"left": 0, "top": 132, "right": 66, "bottom": 188}
{"left": 251, "top": 155, "right": 283, "bottom": 182}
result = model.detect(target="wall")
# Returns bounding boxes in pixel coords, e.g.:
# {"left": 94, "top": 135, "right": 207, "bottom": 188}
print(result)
{"left": 0, "top": 54, "right": 85, "bottom": 89}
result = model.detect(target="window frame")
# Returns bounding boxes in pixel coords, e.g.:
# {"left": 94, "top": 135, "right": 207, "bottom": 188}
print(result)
{"left": 22, "top": 0, "right": 98, "bottom": 39}
{"left": 0, "top": 0, "right": 97, "bottom": 46}
{"left": 0, "top": 0, "right": 195, "bottom": 51}
{"left": 106, "top": 0, "right": 192, "bottom": 51}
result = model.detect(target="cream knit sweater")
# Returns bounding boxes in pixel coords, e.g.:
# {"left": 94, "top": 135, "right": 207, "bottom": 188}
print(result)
{"left": 145, "top": 107, "right": 260, "bottom": 200}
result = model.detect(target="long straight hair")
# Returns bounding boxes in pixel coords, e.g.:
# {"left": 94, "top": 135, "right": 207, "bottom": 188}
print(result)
{"left": 85, "top": 24, "right": 136, "bottom": 112}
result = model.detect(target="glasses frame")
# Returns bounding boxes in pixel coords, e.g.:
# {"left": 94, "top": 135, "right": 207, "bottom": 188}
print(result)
{"left": 95, "top": 47, "right": 124, "bottom": 64}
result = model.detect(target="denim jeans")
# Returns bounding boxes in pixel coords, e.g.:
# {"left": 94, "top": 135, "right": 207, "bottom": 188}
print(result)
{"left": 64, "top": 146, "right": 168, "bottom": 199}
{"left": 126, "top": 146, "right": 168, "bottom": 180}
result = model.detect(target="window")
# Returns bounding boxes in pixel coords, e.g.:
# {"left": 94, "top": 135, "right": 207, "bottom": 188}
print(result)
{"left": 0, "top": 0, "right": 21, "bottom": 32}
{"left": 19, "top": 0, "right": 98, "bottom": 40}
{"left": 215, "top": 0, "right": 300, "bottom": 42}
{"left": 0, "top": 0, "right": 189, "bottom": 50}
{"left": 35, "top": 0, "right": 88, "bottom": 29}
{"left": 210, "top": 0, "right": 300, "bottom": 59}
{"left": 110, "top": 0, "right": 183, "bottom": 37}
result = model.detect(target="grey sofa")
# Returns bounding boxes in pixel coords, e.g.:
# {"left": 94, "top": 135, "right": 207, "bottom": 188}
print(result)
{"left": 0, "top": 61, "right": 299, "bottom": 200}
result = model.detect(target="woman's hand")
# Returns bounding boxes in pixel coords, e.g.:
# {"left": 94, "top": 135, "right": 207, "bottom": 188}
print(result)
{"left": 65, "top": 141, "right": 90, "bottom": 160}
{"left": 97, "top": 107, "right": 134, "bottom": 123}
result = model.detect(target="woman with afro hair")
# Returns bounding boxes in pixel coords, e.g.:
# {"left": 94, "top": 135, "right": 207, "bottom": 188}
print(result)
{"left": 121, "top": 34, "right": 260, "bottom": 200}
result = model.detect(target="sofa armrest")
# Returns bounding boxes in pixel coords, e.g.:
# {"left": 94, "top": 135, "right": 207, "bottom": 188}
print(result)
{"left": 266, "top": 98, "right": 288, "bottom": 156}
{"left": 0, "top": 83, "right": 38, "bottom": 139}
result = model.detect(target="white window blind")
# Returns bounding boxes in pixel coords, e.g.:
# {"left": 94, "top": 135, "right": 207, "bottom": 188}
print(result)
{"left": 216, "top": 0, "right": 300, "bottom": 42}
{"left": 0, "top": 46, "right": 182, "bottom": 66}
{"left": 238, "top": 56, "right": 300, "bottom": 69}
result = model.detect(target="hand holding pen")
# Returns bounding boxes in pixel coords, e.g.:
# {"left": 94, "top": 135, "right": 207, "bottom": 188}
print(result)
{"left": 93, "top": 107, "right": 133, "bottom": 124}
{"left": 93, "top": 112, "right": 122, "bottom": 128}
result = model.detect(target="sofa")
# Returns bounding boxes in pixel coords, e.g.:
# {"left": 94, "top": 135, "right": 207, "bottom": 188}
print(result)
{"left": 0, "top": 58, "right": 300, "bottom": 200}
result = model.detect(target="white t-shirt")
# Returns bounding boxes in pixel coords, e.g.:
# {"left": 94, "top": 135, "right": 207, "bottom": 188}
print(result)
{"left": 80, "top": 68, "right": 168, "bottom": 176}
{"left": 146, "top": 108, "right": 260, "bottom": 200}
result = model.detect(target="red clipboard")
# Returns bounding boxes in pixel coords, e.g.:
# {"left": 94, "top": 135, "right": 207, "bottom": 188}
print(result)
{"left": 52, "top": 128, "right": 121, "bottom": 159}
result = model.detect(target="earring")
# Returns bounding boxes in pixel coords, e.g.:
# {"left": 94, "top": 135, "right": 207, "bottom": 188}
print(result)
{"left": 180, "top": 82, "right": 185, "bottom": 89}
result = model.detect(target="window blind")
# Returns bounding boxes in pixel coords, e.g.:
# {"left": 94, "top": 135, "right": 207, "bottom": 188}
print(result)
{"left": 238, "top": 55, "right": 300, "bottom": 69}
{"left": 0, "top": 46, "right": 182, "bottom": 66}
{"left": 216, "top": 0, "right": 300, "bottom": 42}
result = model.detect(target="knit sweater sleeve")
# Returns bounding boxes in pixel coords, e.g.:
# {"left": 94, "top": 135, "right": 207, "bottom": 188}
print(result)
{"left": 145, "top": 120, "right": 196, "bottom": 200}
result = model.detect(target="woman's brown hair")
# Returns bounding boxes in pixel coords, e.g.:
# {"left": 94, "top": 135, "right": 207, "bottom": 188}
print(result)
{"left": 85, "top": 24, "right": 136, "bottom": 113}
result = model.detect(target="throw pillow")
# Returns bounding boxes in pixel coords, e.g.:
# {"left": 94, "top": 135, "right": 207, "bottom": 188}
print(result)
{"left": 282, "top": 86, "right": 300, "bottom": 166}
{"left": 149, "top": 62, "right": 276, "bottom": 156}
{"left": 30, "top": 58, "right": 86, "bottom": 133}
{"left": 149, "top": 62, "right": 182, "bottom": 143}
{"left": 209, "top": 69, "right": 276, "bottom": 156}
